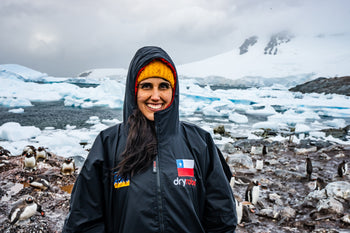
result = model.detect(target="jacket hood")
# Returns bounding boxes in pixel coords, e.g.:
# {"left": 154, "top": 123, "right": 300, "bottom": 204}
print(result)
{"left": 123, "top": 46, "right": 179, "bottom": 135}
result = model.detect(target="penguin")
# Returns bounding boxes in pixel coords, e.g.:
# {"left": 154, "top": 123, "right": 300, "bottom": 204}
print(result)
{"left": 0, "top": 147, "right": 11, "bottom": 157}
{"left": 8, "top": 196, "right": 45, "bottom": 225}
{"left": 23, "top": 152, "right": 36, "bottom": 170}
{"left": 0, "top": 147, "right": 10, "bottom": 164}
{"left": 256, "top": 159, "right": 264, "bottom": 171}
{"left": 230, "top": 175, "right": 236, "bottom": 189}
{"left": 315, "top": 177, "right": 327, "bottom": 191}
{"left": 36, "top": 147, "right": 47, "bottom": 161}
{"left": 234, "top": 175, "right": 251, "bottom": 186}
{"left": 27, "top": 176, "right": 50, "bottom": 190}
{"left": 234, "top": 195, "right": 243, "bottom": 225}
{"left": 262, "top": 145, "right": 267, "bottom": 156}
{"left": 245, "top": 180, "right": 260, "bottom": 205}
{"left": 242, "top": 204, "right": 253, "bottom": 223}
{"left": 61, "top": 157, "right": 76, "bottom": 175}
{"left": 234, "top": 195, "right": 253, "bottom": 225}
{"left": 338, "top": 160, "right": 348, "bottom": 178}
{"left": 306, "top": 156, "right": 312, "bottom": 181}
{"left": 22, "top": 145, "right": 36, "bottom": 156}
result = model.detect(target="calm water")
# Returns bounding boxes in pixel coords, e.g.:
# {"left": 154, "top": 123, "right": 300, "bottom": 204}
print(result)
{"left": 0, "top": 101, "right": 123, "bottom": 130}
{"left": 1, "top": 100, "right": 349, "bottom": 136}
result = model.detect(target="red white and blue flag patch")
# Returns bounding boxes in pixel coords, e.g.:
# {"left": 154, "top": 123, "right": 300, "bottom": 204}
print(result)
{"left": 176, "top": 159, "right": 194, "bottom": 177}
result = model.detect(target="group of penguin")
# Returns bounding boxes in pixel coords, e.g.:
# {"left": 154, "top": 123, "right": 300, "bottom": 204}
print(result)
{"left": 306, "top": 155, "right": 348, "bottom": 190}
{"left": 4, "top": 145, "right": 77, "bottom": 225}
{"left": 230, "top": 145, "right": 348, "bottom": 226}
{"left": 22, "top": 145, "right": 76, "bottom": 175}
{"left": 231, "top": 174, "right": 260, "bottom": 225}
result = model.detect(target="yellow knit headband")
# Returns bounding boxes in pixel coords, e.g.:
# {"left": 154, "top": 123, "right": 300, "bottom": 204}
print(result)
{"left": 137, "top": 60, "right": 175, "bottom": 88}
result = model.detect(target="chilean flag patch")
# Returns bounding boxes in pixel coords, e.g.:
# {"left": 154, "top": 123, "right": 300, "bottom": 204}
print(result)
{"left": 176, "top": 159, "right": 194, "bottom": 177}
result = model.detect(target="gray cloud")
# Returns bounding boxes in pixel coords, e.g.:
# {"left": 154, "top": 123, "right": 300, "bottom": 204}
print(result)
{"left": 0, "top": 0, "right": 349, "bottom": 76}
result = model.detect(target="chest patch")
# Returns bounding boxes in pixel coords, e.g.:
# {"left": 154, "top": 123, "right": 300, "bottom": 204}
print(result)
{"left": 176, "top": 159, "right": 194, "bottom": 177}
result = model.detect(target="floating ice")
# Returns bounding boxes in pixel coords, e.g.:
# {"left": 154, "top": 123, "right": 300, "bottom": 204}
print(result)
{"left": 1, "top": 63, "right": 350, "bottom": 158}
{"left": 101, "top": 118, "right": 121, "bottom": 126}
{"left": 252, "top": 121, "right": 287, "bottom": 130}
{"left": 0, "top": 97, "right": 32, "bottom": 107}
{"left": 0, "top": 64, "right": 48, "bottom": 81}
{"left": 245, "top": 104, "right": 276, "bottom": 116}
{"left": 324, "top": 119, "right": 347, "bottom": 128}
{"left": 228, "top": 112, "right": 248, "bottom": 124}
{"left": 86, "top": 116, "right": 100, "bottom": 125}
{"left": 295, "top": 123, "right": 311, "bottom": 133}
{"left": 202, "top": 105, "right": 223, "bottom": 117}
{"left": 8, "top": 108, "right": 24, "bottom": 113}
{"left": 0, "top": 122, "right": 41, "bottom": 141}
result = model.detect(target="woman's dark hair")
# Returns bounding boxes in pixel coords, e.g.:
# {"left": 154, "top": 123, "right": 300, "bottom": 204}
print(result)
{"left": 116, "top": 108, "right": 157, "bottom": 179}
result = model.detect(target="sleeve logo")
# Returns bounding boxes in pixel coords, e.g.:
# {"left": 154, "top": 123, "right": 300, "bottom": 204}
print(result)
{"left": 176, "top": 159, "right": 194, "bottom": 177}
{"left": 114, "top": 172, "right": 130, "bottom": 189}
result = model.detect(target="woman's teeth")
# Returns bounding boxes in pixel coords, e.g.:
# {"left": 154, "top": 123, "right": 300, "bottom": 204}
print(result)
{"left": 147, "top": 104, "right": 162, "bottom": 109}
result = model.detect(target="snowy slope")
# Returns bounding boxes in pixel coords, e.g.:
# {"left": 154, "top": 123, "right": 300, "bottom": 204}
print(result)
{"left": 177, "top": 33, "right": 350, "bottom": 81}
{"left": 1, "top": 32, "right": 349, "bottom": 88}
{"left": 0, "top": 64, "right": 48, "bottom": 81}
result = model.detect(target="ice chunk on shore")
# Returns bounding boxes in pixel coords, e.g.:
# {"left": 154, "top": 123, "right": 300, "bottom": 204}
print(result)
{"left": 228, "top": 112, "right": 248, "bottom": 124}
{"left": 0, "top": 122, "right": 41, "bottom": 141}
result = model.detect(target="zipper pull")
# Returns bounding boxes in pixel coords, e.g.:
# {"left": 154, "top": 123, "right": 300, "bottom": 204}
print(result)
{"left": 153, "top": 160, "right": 157, "bottom": 173}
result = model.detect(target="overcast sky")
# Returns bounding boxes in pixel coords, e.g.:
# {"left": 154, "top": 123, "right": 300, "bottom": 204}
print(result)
{"left": 0, "top": 0, "right": 349, "bottom": 76}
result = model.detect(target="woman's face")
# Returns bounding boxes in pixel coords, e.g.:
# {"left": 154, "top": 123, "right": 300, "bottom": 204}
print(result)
{"left": 137, "top": 77, "right": 173, "bottom": 121}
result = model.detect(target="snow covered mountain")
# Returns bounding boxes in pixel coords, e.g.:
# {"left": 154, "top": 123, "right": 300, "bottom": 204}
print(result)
{"left": 177, "top": 31, "right": 350, "bottom": 87}
{"left": 1, "top": 31, "right": 349, "bottom": 88}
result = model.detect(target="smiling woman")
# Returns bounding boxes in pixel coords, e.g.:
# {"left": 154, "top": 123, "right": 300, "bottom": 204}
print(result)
{"left": 62, "top": 46, "right": 237, "bottom": 233}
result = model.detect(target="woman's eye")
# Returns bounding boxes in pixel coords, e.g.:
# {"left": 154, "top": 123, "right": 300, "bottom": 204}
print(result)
{"left": 140, "top": 83, "right": 152, "bottom": 89}
{"left": 159, "top": 82, "right": 170, "bottom": 89}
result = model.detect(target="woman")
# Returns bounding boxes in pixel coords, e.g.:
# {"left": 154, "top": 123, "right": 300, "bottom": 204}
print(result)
{"left": 62, "top": 46, "right": 237, "bottom": 232}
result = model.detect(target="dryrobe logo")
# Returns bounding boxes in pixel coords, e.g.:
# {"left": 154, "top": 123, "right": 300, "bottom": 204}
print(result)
{"left": 173, "top": 159, "right": 196, "bottom": 187}
{"left": 113, "top": 172, "right": 130, "bottom": 189}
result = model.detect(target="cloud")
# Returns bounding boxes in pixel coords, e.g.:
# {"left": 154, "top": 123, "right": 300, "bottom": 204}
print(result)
{"left": 0, "top": 0, "right": 349, "bottom": 76}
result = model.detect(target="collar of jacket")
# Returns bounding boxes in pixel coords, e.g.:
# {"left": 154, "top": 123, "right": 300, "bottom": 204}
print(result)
{"left": 123, "top": 46, "right": 179, "bottom": 137}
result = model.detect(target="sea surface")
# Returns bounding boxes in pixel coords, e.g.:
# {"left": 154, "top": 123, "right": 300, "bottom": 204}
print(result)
{"left": 0, "top": 101, "right": 122, "bottom": 130}
{"left": 1, "top": 100, "right": 349, "bottom": 131}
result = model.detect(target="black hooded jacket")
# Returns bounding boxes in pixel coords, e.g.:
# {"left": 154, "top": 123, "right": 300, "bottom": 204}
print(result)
{"left": 62, "top": 46, "right": 237, "bottom": 233}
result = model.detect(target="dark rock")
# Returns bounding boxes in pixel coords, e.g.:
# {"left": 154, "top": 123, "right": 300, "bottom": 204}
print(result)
{"left": 226, "top": 153, "right": 254, "bottom": 169}
{"left": 321, "top": 125, "right": 350, "bottom": 140}
{"left": 289, "top": 76, "right": 350, "bottom": 96}
{"left": 264, "top": 31, "right": 293, "bottom": 55}
{"left": 213, "top": 125, "right": 231, "bottom": 137}
{"left": 239, "top": 36, "right": 258, "bottom": 55}
{"left": 297, "top": 139, "right": 334, "bottom": 150}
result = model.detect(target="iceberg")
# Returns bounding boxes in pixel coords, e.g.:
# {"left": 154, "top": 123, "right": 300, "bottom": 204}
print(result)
{"left": 0, "top": 122, "right": 41, "bottom": 141}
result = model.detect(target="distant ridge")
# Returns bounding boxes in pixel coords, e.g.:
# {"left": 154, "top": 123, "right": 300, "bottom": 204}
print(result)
{"left": 289, "top": 76, "right": 350, "bottom": 96}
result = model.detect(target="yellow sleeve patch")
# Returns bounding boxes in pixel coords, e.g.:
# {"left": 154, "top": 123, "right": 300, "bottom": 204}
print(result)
{"left": 113, "top": 172, "right": 130, "bottom": 189}
{"left": 114, "top": 180, "right": 130, "bottom": 189}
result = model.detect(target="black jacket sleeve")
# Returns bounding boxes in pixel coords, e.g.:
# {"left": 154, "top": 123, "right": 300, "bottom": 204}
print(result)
{"left": 62, "top": 133, "right": 107, "bottom": 233}
{"left": 203, "top": 134, "right": 237, "bottom": 232}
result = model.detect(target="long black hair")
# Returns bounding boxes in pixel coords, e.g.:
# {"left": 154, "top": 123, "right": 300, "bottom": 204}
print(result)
{"left": 116, "top": 108, "right": 157, "bottom": 179}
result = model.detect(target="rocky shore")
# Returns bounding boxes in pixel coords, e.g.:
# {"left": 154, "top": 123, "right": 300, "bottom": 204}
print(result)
{"left": 0, "top": 131, "right": 349, "bottom": 232}
{"left": 221, "top": 138, "right": 350, "bottom": 232}
{"left": 0, "top": 148, "right": 78, "bottom": 232}
{"left": 289, "top": 76, "right": 350, "bottom": 96}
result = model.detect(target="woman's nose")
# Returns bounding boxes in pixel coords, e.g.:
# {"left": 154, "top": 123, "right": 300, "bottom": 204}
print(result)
{"left": 150, "top": 89, "right": 160, "bottom": 100}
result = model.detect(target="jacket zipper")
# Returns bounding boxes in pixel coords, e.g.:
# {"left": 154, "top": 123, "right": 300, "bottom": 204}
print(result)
{"left": 154, "top": 121, "right": 165, "bottom": 232}
{"left": 155, "top": 155, "right": 165, "bottom": 232}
